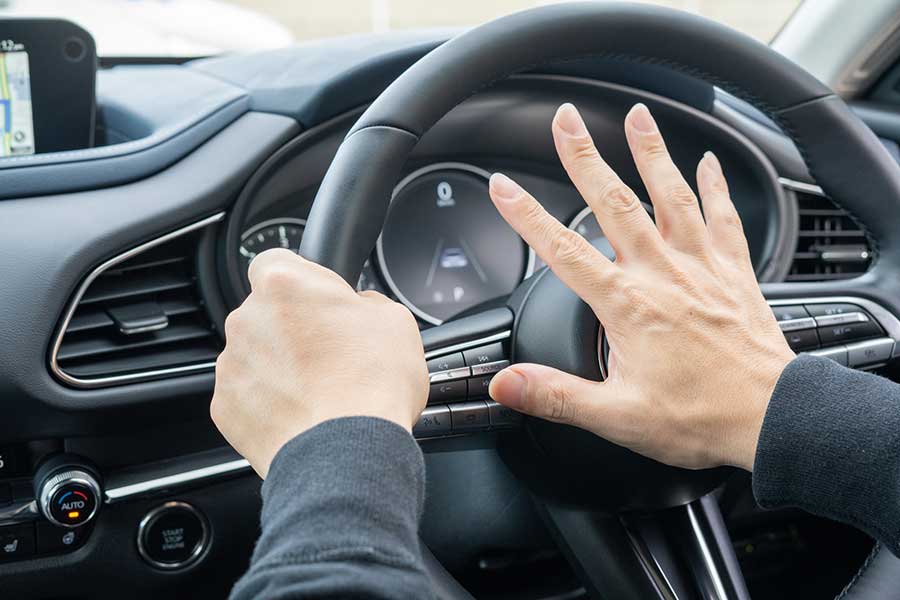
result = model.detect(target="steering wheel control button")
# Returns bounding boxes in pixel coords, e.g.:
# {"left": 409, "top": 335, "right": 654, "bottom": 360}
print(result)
{"left": 487, "top": 401, "right": 523, "bottom": 428}
{"left": 428, "top": 379, "right": 467, "bottom": 404}
{"left": 805, "top": 303, "right": 865, "bottom": 317}
{"left": 771, "top": 305, "right": 810, "bottom": 322}
{"left": 817, "top": 320, "right": 882, "bottom": 345}
{"left": 138, "top": 502, "right": 209, "bottom": 570}
{"left": 778, "top": 317, "right": 816, "bottom": 332}
{"left": 814, "top": 312, "right": 869, "bottom": 328}
{"left": 808, "top": 345, "right": 849, "bottom": 366}
{"left": 468, "top": 375, "right": 494, "bottom": 398}
{"left": 847, "top": 338, "right": 895, "bottom": 368}
{"left": 0, "top": 524, "right": 35, "bottom": 561}
{"left": 470, "top": 359, "right": 509, "bottom": 377}
{"left": 36, "top": 521, "right": 87, "bottom": 554}
{"left": 785, "top": 328, "right": 819, "bottom": 351}
{"left": 413, "top": 406, "right": 452, "bottom": 438}
{"left": 449, "top": 401, "right": 490, "bottom": 433}
{"left": 427, "top": 352, "right": 465, "bottom": 373}
{"left": 38, "top": 469, "right": 101, "bottom": 528}
{"left": 463, "top": 343, "right": 505, "bottom": 366}
{"left": 429, "top": 367, "right": 471, "bottom": 384}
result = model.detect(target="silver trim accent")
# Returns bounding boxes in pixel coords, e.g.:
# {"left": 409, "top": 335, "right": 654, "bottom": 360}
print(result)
{"left": 49, "top": 212, "right": 226, "bottom": 389}
{"left": 768, "top": 296, "right": 900, "bottom": 357}
{"left": 105, "top": 458, "right": 251, "bottom": 504}
{"left": 470, "top": 359, "right": 510, "bottom": 376}
{"left": 423, "top": 330, "right": 511, "bottom": 360}
{"left": 376, "top": 162, "right": 536, "bottom": 326}
{"left": 847, "top": 338, "right": 896, "bottom": 368}
{"left": 38, "top": 470, "right": 101, "bottom": 529}
{"left": 778, "top": 177, "right": 825, "bottom": 197}
{"left": 808, "top": 345, "right": 849, "bottom": 366}
{"left": 814, "top": 312, "right": 869, "bottom": 328}
{"left": 0, "top": 500, "right": 39, "bottom": 526}
{"left": 428, "top": 367, "right": 471, "bottom": 384}
{"left": 778, "top": 317, "right": 816, "bottom": 332}
{"left": 137, "top": 501, "right": 210, "bottom": 571}
{"left": 686, "top": 502, "right": 729, "bottom": 600}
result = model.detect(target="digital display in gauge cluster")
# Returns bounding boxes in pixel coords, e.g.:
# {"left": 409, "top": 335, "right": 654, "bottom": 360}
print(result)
{"left": 376, "top": 164, "right": 535, "bottom": 325}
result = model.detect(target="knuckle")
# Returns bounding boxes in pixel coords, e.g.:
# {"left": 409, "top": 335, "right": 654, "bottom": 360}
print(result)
{"left": 223, "top": 309, "right": 245, "bottom": 339}
{"left": 663, "top": 184, "right": 697, "bottom": 208}
{"left": 569, "top": 135, "right": 600, "bottom": 166}
{"left": 550, "top": 228, "right": 587, "bottom": 263}
{"left": 256, "top": 263, "right": 302, "bottom": 293}
{"left": 641, "top": 134, "right": 669, "bottom": 161}
{"left": 539, "top": 382, "right": 577, "bottom": 424}
{"left": 596, "top": 182, "right": 640, "bottom": 215}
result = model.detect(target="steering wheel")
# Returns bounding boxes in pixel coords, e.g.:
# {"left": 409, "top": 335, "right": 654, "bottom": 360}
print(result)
{"left": 299, "top": 3, "right": 900, "bottom": 598}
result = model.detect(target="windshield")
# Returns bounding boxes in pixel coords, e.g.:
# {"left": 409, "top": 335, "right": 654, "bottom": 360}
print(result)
{"left": 0, "top": 0, "right": 803, "bottom": 56}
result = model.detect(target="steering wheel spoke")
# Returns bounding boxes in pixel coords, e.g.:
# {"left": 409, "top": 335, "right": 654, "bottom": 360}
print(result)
{"left": 539, "top": 493, "right": 750, "bottom": 600}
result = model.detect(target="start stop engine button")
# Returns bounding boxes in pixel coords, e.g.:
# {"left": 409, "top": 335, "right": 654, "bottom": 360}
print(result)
{"left": 137, "top": 502, "right": 209, "bottom": 570}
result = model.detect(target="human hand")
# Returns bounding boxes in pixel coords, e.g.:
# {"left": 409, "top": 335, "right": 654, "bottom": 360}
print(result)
{"left": 211, "top": 249, "right": 428, "bottom": 478}
{"left": 487, "top": 103, "right": 794, "bottom": 472}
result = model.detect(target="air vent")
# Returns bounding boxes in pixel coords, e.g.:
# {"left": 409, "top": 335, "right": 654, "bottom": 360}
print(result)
{"left": 785, "top": 186, "right": 872, "bottom": 282}
{"left": 51, "top": 214, "right": 225, "bottom": 388}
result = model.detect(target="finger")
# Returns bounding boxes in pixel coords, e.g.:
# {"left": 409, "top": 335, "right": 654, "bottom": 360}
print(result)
{"left": 696, "top": 152, "right": 750, "bottom": 262}
{"left": 247, "top": 248, "right": 350, "bottom": 296}
{"left": 551, "top": 103, "right": 665, "bottom": 264}
{"left": 489, "top": 363, "right": 629, "bottom": 442}
{"left": 623, "top": 103, "right": 708, "bottom": 256}
{"left": 488, "top": 172, "right": 620, "bottom": 308}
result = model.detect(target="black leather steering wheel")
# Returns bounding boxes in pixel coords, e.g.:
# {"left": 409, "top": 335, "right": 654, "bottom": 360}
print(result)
{"left": 300, "top": 3, "right": 900, "bottom": 598}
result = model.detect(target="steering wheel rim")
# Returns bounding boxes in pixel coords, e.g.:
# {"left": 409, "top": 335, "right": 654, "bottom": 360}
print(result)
{"left": 300, "top": 3, "right": 900, "bottom": 598}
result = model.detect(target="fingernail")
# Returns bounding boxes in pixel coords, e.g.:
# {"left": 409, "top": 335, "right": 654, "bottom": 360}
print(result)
{"left": 702, "top": 151, "right": 723, "bottom": 177}
{"left": 628, "top": 103, "right": 657, "bottom": 134}
{"left": 489, "top": 368, "right": 527, "bottom": 409}
{"left": 489, "top": 172, "right": 523, "bottom": 203}
{"left": 555, "top": 103, "right": 588, "bottom": 137}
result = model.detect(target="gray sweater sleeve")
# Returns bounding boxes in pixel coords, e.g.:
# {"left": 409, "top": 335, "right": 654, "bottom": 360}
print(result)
{"left": 229, "top": 416, "right": 434, "bottom": 600}
{"left": 753, "top": 353, "right": 900, "bottom": 555}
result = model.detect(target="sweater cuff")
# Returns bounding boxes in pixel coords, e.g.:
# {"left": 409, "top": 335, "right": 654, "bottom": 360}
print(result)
{"left": 752, "top": 353, "right": 900, "bottom": 553}
{"left": 254, "top": 416, "right": 426, "bottom": 568}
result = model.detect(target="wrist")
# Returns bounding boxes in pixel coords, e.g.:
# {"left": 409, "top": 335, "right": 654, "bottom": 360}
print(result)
{"left": 729, "top": 351, "right": 794, "bottom": 471}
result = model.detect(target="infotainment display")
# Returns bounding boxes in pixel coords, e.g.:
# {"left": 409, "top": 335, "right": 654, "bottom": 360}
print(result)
{"left": 0, "top": 20, "right": 96, "bottom": 156}
{"left": 0, "top": 41, "right": 35, "bottom": 156}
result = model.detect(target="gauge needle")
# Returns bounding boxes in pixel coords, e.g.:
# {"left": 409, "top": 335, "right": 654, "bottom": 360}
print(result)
{"left": 278, "top": 225, "right": 289, "bottom": 248}
{"left": 425, "top": 238, "right": 445, "bottom": 288}
{"left": 459, "top": 237, "right": 488, "bottom": 283}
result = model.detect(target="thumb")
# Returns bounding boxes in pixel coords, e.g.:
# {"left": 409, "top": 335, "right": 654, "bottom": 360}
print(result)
{"left": 489, "top": 363, "right": 612, "bottom": 429}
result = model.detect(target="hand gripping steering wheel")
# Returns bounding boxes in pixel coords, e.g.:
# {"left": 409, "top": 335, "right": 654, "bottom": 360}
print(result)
{"left": 300, "top": 3, "right": 900, "bottom": 598}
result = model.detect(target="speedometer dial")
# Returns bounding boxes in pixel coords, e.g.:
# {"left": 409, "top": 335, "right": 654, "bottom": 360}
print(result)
{"left": 239, "top": 218, "right": 306, "bottom": 274}
{"left": 239, "top": 217, "right": 381, "bottom": 294}
{"left": 377, "top": 163, "right": 534, "bottom": 325}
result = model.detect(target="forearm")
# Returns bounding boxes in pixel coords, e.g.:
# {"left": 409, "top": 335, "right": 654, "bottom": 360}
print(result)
{"left": 753, "top": 354, "right": 900, "bottom": 555}
{"left": 230, "top": 416, "right": 434, "bottom": 600}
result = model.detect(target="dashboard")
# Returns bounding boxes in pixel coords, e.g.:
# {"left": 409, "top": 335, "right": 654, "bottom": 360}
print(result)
{"left": 223, "top": 76, "right": 793, "bottom": 331}
{"left": 0, "top": 28, "right": 889, "bottom": 599}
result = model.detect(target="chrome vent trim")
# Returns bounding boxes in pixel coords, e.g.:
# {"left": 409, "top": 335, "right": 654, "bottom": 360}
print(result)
{"left": 49, "top": 213, "right": 225, "bottom": 389}
{"left": 779, "top": 178, "right": 872, "bottom": 282}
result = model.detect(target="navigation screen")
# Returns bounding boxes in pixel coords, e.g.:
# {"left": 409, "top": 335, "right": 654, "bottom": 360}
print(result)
{"left": 0, "top": 48, "right": 35, "bottom": 157}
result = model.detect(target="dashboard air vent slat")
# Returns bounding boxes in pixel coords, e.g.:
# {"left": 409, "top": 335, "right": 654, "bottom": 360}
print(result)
{"left": 52, "top": 215, "right": 224, "bottom": 387}
{"left": 786, "top": 187, "right": 872, "bottom": 282}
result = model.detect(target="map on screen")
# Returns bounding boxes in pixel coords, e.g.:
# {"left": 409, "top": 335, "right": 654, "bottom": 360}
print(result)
{"left": 0, "top": 50, "right": 35, "bottom": 157}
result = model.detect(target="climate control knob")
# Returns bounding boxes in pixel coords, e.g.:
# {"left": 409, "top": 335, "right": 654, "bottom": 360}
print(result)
{"left": 35, "top": 456, "right": 101, "bottom": 528}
